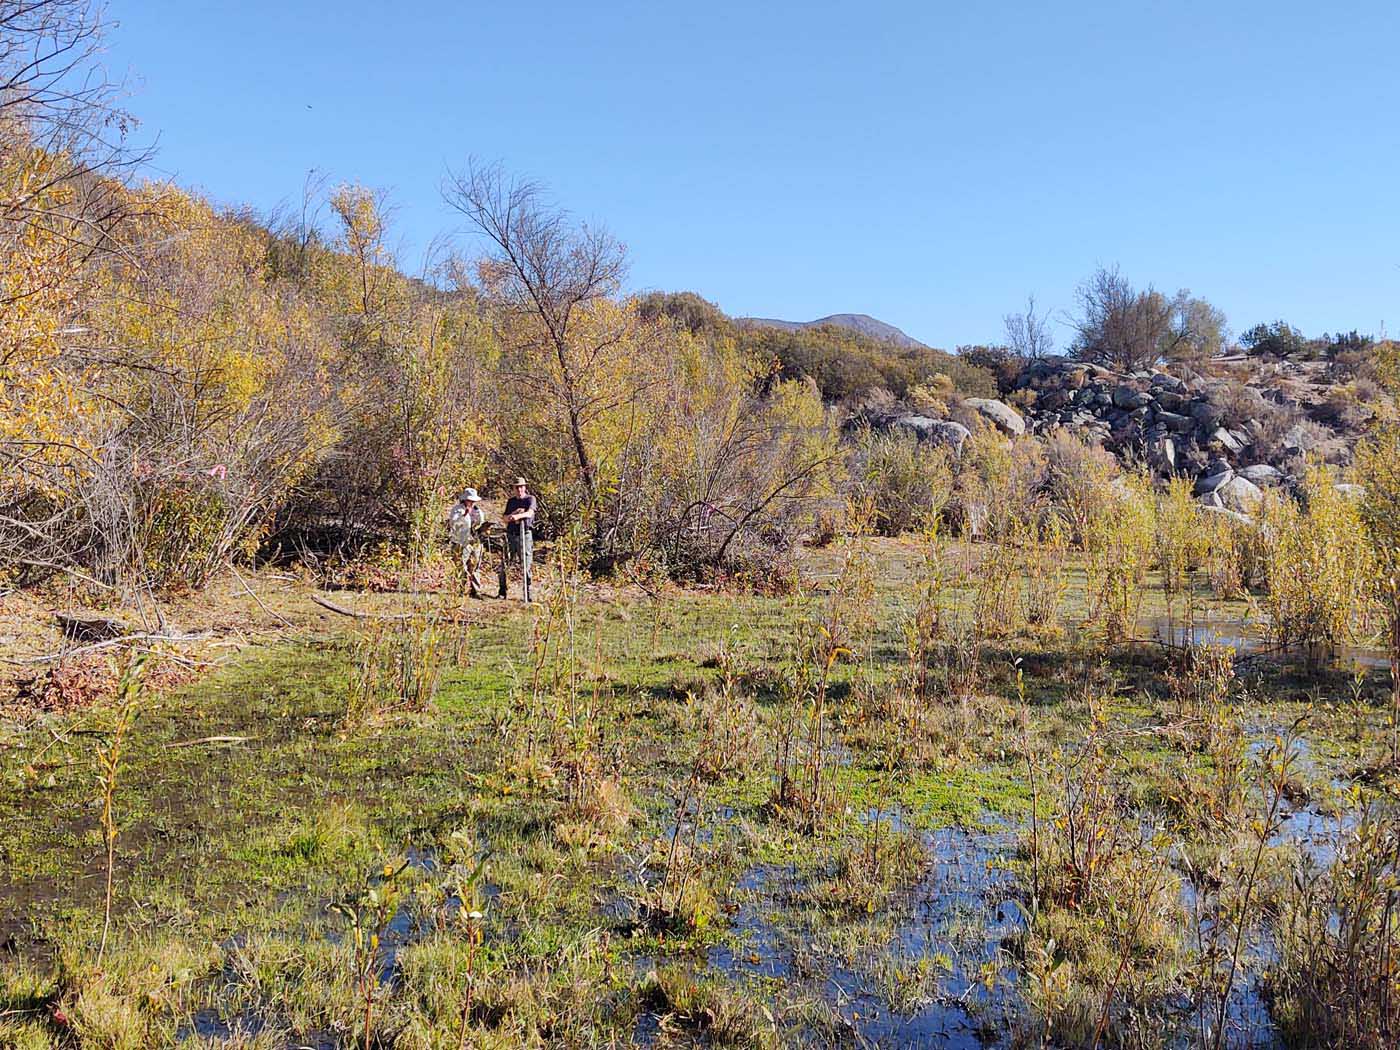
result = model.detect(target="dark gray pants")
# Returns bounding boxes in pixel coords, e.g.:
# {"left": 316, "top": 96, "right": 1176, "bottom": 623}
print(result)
{"left": 498, "top": 528, "right": 532, "bottom": 601}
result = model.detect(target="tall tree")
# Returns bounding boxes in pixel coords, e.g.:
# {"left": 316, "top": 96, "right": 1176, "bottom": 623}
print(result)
{"left": 442, "top": 162, "right": 631, "bottom": 510}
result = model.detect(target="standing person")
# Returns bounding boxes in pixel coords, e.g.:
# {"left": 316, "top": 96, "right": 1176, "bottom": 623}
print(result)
{"left": 498, "top": 476, "right": 536, "bottom": 602}
{"left": 447, "top": 488, "right": 487, "bottom": 597}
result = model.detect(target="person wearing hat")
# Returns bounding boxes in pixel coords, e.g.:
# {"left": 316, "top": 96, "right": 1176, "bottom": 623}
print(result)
{"left": 447, "top": 488, "right": 487, "bottom": 598}
{"left": 498, "top": 476, "right": 536, "bottom": 602}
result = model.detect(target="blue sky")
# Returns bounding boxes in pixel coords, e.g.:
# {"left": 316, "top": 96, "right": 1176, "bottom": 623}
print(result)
{"left": 106, "top": 0, "right": 1398, "bottom": 348}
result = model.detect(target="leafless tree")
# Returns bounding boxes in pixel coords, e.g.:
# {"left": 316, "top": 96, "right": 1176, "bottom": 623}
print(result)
{"left": 1071, "top": 266, "right": 1180, "bottom": 372}
{"left": 442, "top": 161, "right": 630, "bottom": 507}
{"left": 1, "top": 0, "right": 149, "bottom": 263}
{"left": 1004, "top": 294, "right": 1055, "bottom": 360}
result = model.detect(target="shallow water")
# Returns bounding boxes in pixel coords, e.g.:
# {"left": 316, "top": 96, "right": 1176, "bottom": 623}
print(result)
{"left": 1141, "top": 614, "right": 1390, "bottom": 671}
{"left": 706, "top": 822, "right": 1024, "bottom": 1048}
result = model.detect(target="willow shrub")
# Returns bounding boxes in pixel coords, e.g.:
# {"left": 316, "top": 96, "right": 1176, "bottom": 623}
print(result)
{"left": 849, "top": 427, "right": 954, "bottom": 537}
{"left": 1156, "top": 475, "right": 1207, "bottom": 596}
{"left": 1356, "top": 425, "right": 1400, "bottom": 747}
{"left": 1084, "top": 473, "right": 1156, "bottom": 643}
{"left": 1255, "top": 465, "right": 1374, "bottom": 666}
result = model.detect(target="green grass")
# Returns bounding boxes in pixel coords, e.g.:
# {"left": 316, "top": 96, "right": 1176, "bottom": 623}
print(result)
{"left": 1, "top": 536, "right": 1397, "bottom": 1047}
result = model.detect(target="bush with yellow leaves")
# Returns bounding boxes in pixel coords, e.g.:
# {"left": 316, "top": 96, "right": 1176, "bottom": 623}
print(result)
{"left": 1255, "top": 465, "right": 1375, "bottom": 667}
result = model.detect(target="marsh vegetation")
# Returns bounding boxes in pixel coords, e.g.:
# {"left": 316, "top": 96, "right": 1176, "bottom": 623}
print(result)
{"left": 6, "top": 4, "right": 1400, "bottom": 1047}
{"left": 5, "top": 468, "right": 1400, "bottom": 1048}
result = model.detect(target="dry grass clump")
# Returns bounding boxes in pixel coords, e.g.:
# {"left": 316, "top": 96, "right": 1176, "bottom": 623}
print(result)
{"left": 346, "top": 608, "right": 451, "bottom": 726}
{"left": 1272, "top": 807, "right": 1400, "bottom": 1050}
{"left": 637, "top": 965, "right": 778, "bottom": 1048}
{"left": 849, "top": 427, "right": 955, "bottom": 537}
{"left": 956, "top": 429, "right": 1047, "bottom": 541}
{"left": 1019, "top": 712, "right": 1186, "bottom": 1048}
{"left": 1042, "top": 429, "right": 1120, "bottom": 547}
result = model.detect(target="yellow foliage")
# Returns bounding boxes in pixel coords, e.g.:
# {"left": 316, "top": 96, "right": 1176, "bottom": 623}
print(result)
{"left": 1084, "top": 473, "right": 1156, "bottom": 642}
{"left": 1255, "top": 465, "right": 1374, "bottom": 661}
{"left": 1156, "top": 475, "right": 1205, "bottom": 594}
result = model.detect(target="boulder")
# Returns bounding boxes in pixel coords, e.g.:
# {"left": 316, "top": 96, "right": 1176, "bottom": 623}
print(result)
{"left": 1206, "top": 456, "right": 1234, "bottom": 476}
{"left": 1238, "top": 464, "right": 1283, "bottom": 487}
{"left": 1335, "top": 482, "right": 1366, "bottom": 499}
{"left": 1198, "top": 503, "right": 1255, "bottom": 526}
{"left": 1112, "top": 384, "right": 1152, "bottom": 410}
{"left": 1150, "top": 373, "right": 1187, "bottom": 394}
{"left": 1157, "top": 410, "right": 1193, "bottom": 433}
{"left": 1211, "top": 427, "right": 1244, "bottom": 453}
{"left": 1154, "top": 390, "right": 1187, "bottom": 412}
{"left": 1216, "top": 475, "right": 1264, "bottom": 513}
{"left": 963, "top": 398, "right": 1026, "bottom": 437}
{"left": 927, "top": 420, "right": 972, "bottom": 452}
{"left": 1148, "top": 436, "right": 1177, "bottom": 473}
{"left": 1194, "top": 469, "right": 1234, "bottom": 496}
{"left": 892, "top": 415, "right": 971, "bottom": 452}
{"left": 1283, "top": 424, "right": 1319, "bottom": 454}
{"left": 1190, "top": 402, "right": 1225, "bottom": 428}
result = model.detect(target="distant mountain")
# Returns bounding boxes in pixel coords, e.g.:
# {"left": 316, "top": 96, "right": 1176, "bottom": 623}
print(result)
{"left": 737, "top": 313, "right": 926, "bottom": 349}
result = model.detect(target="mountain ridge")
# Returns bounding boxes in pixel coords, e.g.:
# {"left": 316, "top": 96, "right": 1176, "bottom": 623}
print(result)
{"left": 736, "top": 312, "right": 927, "bottom": 349}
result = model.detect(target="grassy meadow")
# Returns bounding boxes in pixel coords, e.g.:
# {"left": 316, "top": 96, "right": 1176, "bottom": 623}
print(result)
{"left": 2, "top": 531, "right": 1397, "bottom": 1050}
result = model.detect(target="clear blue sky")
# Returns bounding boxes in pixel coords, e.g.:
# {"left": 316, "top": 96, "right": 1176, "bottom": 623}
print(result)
{"left": 106, "top": 0, "right": 1398, "bottom": 348}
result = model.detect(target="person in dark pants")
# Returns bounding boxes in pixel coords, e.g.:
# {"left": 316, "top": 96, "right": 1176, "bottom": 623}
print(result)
{"left": 498, "top": 476, "right": 536, "bottom": 601}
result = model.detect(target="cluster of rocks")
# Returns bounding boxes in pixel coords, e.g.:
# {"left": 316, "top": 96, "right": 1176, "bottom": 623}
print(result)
{"left": 1013, "top": 359, "right": 1327, "bottom": 512}
{"left": 1190, "top": 459, "right": 1281, "bottom": 516}
{"left": 1018, "top": 359, "right": 1258, "bottom": 471}
{"left": 855, "top": 355, "right": 1358, "bottom": 519}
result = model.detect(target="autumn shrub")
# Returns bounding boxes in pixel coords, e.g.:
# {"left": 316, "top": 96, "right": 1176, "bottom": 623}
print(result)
{"left": 971, "top": 540, "right": 1024, "bottom": 638}
{"left": 1, "top": 175, "right": 346, "bottom": 590}
{"left": 1255, "top": 466, "right": 1374, "bottom": 665}
{"left": 1357, "top": 424, "right": 1400, "bottom": 755}
{"left": 848, "top": 427, "right": 954, "bottom": 536}
{"left": 1021, "top": 515, "right": 1069, "bottom": 630}
{"left": 1083, "top": 472, "right": 1156, "bottom": 642}
{"left": 1201, "top": 510, "right": 1261, "bottom": 600}
{"left": 1272, "top": 807, "right": 1400, "bottom": 1050}
{"left": 1041, "top": 429, "right": 1119, "bottom": 547}
{"left": 955, "top": 427, "right": 1047, "bottom": 540}
{"left": 906, "top": 372, "right": 955, "bottom": 416}
{"left": 1156, "top": 475, "right": 1206, "bottom": 596}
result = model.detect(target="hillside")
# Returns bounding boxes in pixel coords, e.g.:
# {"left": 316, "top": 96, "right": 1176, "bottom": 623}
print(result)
{"left": 639, "top": 293, "right": 994, "bottom": 402}
{"left": 737, "top": 312, "right": 927, "bottom": 349}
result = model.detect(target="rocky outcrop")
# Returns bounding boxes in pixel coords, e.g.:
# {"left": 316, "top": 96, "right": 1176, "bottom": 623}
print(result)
{"left": 852, "top": 354, "right": 1370, "bottom": 515}
{"left": 1008, "top": 357, "right": 1363, "bottom": 506}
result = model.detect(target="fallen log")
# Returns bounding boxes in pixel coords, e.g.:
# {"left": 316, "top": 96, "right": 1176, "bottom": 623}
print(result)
{"left": 56, "top": 612, "right": 129, "bottom": 642}
{"left": 310, "top": 594, "right": 412, "bottom": 620}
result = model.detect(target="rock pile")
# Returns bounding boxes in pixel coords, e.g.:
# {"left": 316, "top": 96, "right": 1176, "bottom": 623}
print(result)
{"left": 852, "top": 355, "right": 1363, "bottom": 518}
{"left": 1009, "top": 358, "right": 1318, "bottom": 510}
